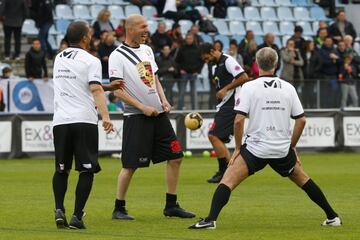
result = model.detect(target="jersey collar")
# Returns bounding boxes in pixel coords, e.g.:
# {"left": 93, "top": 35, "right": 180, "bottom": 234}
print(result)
{"left": 123, "top": 42, "right": 140, "bottom": 49}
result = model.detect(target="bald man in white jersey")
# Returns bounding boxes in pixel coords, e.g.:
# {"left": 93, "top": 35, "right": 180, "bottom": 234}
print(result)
{"left": 109, "top": 15, "right": 195, "bottom": 220}
{"left": 190, "top": 47, "right": 341, "bottom": 229}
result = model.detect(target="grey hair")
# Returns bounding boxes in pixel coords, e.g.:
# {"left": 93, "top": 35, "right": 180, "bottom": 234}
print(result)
{"left": 344, "top": 35, "right": 353, "bottom": 42}
{"left": 256, "top": 47, "right": 278, "bottom": 71}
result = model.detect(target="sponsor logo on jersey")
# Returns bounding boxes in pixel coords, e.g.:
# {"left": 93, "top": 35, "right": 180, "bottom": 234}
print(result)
{"left": 136, "top": 61, "right": 154, "bottom": 88}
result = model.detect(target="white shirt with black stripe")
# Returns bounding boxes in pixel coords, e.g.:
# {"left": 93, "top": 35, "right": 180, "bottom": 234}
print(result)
{"left": 234, "top": 75, "right": 304, "bottom": 158}
{"left": 108, "top": 43, "right": 163, "bottom": 116}
{"left": 53, "top": 47, "right": 102, "bottom": 126}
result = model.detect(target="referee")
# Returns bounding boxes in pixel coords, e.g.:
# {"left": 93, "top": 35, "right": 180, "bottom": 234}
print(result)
{"left": 52, "top": 21, "right": 115, "bottom": 229}
{"left": 190, "top": 47, "right": 341, "bottom": 229}
{"left": 199, "top": 43, "right": 249, "bottom": 183}
{"left": 109, "top": 15, "right": 195, "bottom": 220}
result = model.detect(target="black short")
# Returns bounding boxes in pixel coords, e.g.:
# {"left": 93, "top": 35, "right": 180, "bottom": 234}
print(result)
{"left": 208, "top": 106, "right": 236, "bottom": 143}
{"left": 121, "top": 113, "right": 183, "bottom": 168}
{"left": 240, "top": 144, "right": 297, "bottom": 177}
{"left": 53, "top": 123, "right": 101, "bottom": 173}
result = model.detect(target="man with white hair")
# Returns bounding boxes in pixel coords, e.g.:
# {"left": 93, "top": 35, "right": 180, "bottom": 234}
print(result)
{"left": 189, "top": 47, "right": 341, "bottom": 230}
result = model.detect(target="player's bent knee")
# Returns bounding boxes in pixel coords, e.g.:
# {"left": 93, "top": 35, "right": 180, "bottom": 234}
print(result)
{"left": 208, "top": 134, "right": 218, "bottom": 143}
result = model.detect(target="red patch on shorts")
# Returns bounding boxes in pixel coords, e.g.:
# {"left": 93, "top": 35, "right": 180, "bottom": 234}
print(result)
{"left": 170, "top": 140, "right": 182, "bottom": 153}
{"left": 209, "top": 121, "right": 216, "bottom": 132}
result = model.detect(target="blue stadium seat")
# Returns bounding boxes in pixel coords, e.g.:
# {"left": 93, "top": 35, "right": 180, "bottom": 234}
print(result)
{"left": 22, "top": 19, "right": 38, "bottom": 35}
{"left": 282, "top": 35, "right": 291, "bottom": 46}
{"left": 312, "top": 21, "right": 319, "bottom": 34}
{"left": 259, "top": 0, "right": 276, "bottom": 6}
{"left": 90, "top": 5, "right": 105, "bottom": 18}
{"left": 275, "top": 0, "right": 293, "bottom": 6}
{"left": 147, "top": 20, "right": 157, "bottom": 34}
{"left": 142, "top": 5, "right": 157, "bottom": 19}
{"left": 48, "top": 35, "right": 58, "bottom": 50}
{"left": 108, "top": 5, "right": 125, "bottom": 19}
{"left": 164, "top": 19, "right": 174, "bottom": 31}
{"left": 229, "top": 21, "right": 246, "bottom": 35}
{"left": 55, "top": 19, "right": 70, "bottom": 34}
{"left": 263, "top": 21, "right": 280, "bottom": 35}
{"left": 246, "top": 21, "right": 263, "bottom": 35}
{"left": 55, "top": 4, "right": 74, "bottom": 20}
{"left": 124, "top": 5, "right": 141, "bottom": 17}
{"left": 231, "top": 35, "right": 245, "bottom": 45}
{"left": 111, "top": 0, "right": 128, "bottom": 4}
{"left": 310, "top": 7, "right": 331, "bottom": 21}
{"left": 110, "top": 19, "right": 119, "bottom": 29}
{"left": 73, "top": 0, "right": 92, "bottom": 5}
{"left": 250, "top": 0, "right": 261, "bottom": 7}
{"left": 296, "top": 21, "right": 313, "bottom": 35}
{"left": 275, "top": 36, "right": 282, "bottom": 47}
{"left": 294, "top": 7, "right": 312, "bottom": 21}
{"left": 49, "top": 25, "right": 57, "bottom": 35}
{"left": 73, "top": 5, "right": 92, "bottom": 20}
{"left": 292, "top": 0, "right": 315, "bottom": 7}
{"left": 92, "top": 0, "right": 111, "bottom": 5}
{"left": 179, "top": 19, "right": 193, "bottom": 35}
{"left": 244, "top": 7, "right": 262, "bottom": 21}
{"left": 194, "top": 6, "right": 209, "bottom": 18}
{"left": 56, "top": 34, "right": 65, "bottom": 48}
{"left": 213, "top": 19, "right": 230, "bottom": 35}
{"left": 261, "top": 7, "right": 278, "bottom": 21}
{"left": 279, "top": 21, "right": 295, "bottom": 35}
{"left": 214, "top": 35, "right": 230, "bottom": 51}
{"left": 199, "top": 32, "right": 213, "bottom": 43}
{"left": 255, "top": 35, "right": 264, "bottom": 45}
{"left": 277, "top": 7, "right": 295, "bottom": 21}
{"left": 227, "top": 6, "right": 245, "bottom": 21}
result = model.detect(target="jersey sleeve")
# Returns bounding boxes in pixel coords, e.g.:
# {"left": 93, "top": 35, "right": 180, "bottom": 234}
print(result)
{"left": 225, "top": 56, "right": 244, "bottom": 79}
{"left": 234, "top": 84, "right": 250, "bottom": 116}
{"left": 108, "top": 51, "right": 124, "bottom": 82}
{"left": 291, "top": 86, "right": 305, "bottom": 119}
{"left": 88, "top": 58, "right": 102, "bottom": 85}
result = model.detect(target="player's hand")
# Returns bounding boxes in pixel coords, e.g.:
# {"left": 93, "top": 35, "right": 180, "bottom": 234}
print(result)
{"left": 102, "top": 118, "right": 114, "bottom": 134}
{"left": 228, "top": 149, "right": 240, "bottom": 166}
{"left": 142, "top": 105, "right": 159, "bottom": 117}
{"left": 162, "top": 100, "right": 172, "bottom": 113}
{"left": 216, "top": 89, "right": 227, "bottom": 100}
{"left": 111, "top": 80, "right": 125, "bottom": 90}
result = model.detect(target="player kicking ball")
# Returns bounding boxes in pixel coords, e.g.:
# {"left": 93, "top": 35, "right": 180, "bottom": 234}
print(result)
{"left": 189, "top": 47, "right": 341, "bottom": 229}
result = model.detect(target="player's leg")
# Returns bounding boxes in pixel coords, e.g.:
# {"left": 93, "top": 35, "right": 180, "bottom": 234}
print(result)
{"left": 208, "top": 134, "right": 231, "bottom": 183}
{"left": 52, "top": 124, "right": 73, "bottom": 229}
{"left": 289, "top": 160, "right": 341, "bottom": 226}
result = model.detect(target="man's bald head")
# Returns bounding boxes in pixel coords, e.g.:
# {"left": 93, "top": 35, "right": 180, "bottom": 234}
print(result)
{"left": 125, "top": 14, "right": 145, "bottom": 29}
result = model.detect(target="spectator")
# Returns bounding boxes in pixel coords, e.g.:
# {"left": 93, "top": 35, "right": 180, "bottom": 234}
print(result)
{"left": 238, "top": 30, "right": 254, "bottom": 56}
{"left": 315, "top": 27, "right": 328, "bottom": 49}
{"left": 227, "top": 39, "right": 243, "bottom": 66}
{"left": 314, "top": 0, "right": 336, "bottom": 18}
{"left": 156, "top": 45, "right": 177, "bottom": 105}
{"left": 338, "top": 54, "right": 358, "bottom": 108}
{"left": 175, "top": 33, "right": 203, "bottom": 110}
{"left": 0, "top": 0, "right": 28, "bottom": 60}
{"left": 257, "top": 33, "right": 281, "bottom": 71}
{"left": 336, "top": 40, "right": 347, "bottom": 60}
{"left": 319, "top": 36, "right": 340, "bottom": 107}
{"left": 242, "top": 40, "right": 257, "bottom": 69}
{"left": 25, "top": 38, "right": 48, "bottom": 80}
{"left": 129, "top": 0, "right": 152, "bottom": 7}
{"left": 213, "top": 40, "right": 223, "bottom": 52}
{"left": 30, "top": 0, "right": 54, "bottom": 58}
{"left": 303, "top": 40, "right": 322, "bottom": 108}
{"left": 108, "top": 92, "right": 121, "bottom": 112}
{"left": 58, "top": 38, "right": 69, "bottom": 52}
{"left": 151, "top": 22, "right": 173, "bottom": 53}
{"left": 328, "top": 10, "right": 357, "bottom": 44}
{"left": 114, "top": 19, "right": 126, "bottom": 39}
{"left": 92, "top": 9, "right": 114, "bottom": 39}
{"left": 167, "top": 22, "right": 183, "bottom": 49}
{"left": 343, "top": 35, "right": 360, "bottom": 65}
{"left": 189, "top": 24, "right": 203, "bottom": 46}
{"left": 290, "top": 25, "right": 306, "bottom": 61}
{"left": 98, "top": 33, "right": 117, "bottom": 79}
{"left": 1, "top": 66, "right": 13, "bottom": 79}
{"left": 205, "top": 0, "right": 227, "bottom": 18}
{"left": 162, "top": 0, "right": 201, "bottom": 22}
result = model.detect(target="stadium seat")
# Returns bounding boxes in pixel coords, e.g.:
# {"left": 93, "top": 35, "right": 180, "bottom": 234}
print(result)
{"left": 312, "top": 21, "right": 319, "bottom": 35}
{"left": 92, "top": 0, "right": 111, "bottom": 5}
{"left": 214, "top": 35, "right": 230, "bottom": 51}
{"left": 164, "top": 19, "right": 174, "bottom": 31}
{"left": 22, "top": 19, "right": 38, "bottom": 35}
{"left": 250, "top": 0, "right": 261, "bottom": 7}
{"left": 108, "top": 5, "right": 125, "bottom": 19}
{"left": 246, "top": 21, "right": 263, "bottom": 35}
{"left": 199, "top": 32, "right": 213, "bottom": 43}
{"left": 296, "top": 21, "right": 313, "bottom": 35}
{"left": 110, "top": 19, "right": 120, "bottom": 29}
{"left": 231, "top": 35, "right": 244, "bottom": 45}
{"left": 213, "top": 19, "right": 230, "bottom": 35}
{"left": 293, "top": 7, "right": 312, "bottom": 21}
{"left": 73, "top": 5, "right": 92, "bottom": 20}
{"left": 282, "top": 35, "right": 291, "bottom": 46}
{"left": 90, "top": 5, "right": 105, "bottom": 18}
{"left": 48, "top": 35, "right": 58, "bottom": 50}
{"left": 275, "top": 0, "right": 293, "bottom": 6}
{"left": 111, "top": 0, "right": 128, "bottom": 4}
{"left": 275, "top": 36, "right": 282, "bottom": 47}
{"left": 49, "top": 25, "right": 57, "bottom": 35}
{"left": 277, "top": 7, "right": 295, "bottom": 21}
{"left": 263, "top": 21, "right": 280, "bottom": 35}
{"left": 259, "top": 0, "right": 277, "bottom": 6}
{"left": 56, "top": 34, "right": 65, "bottom": 47}
{"left": 229, "top": 21, "right": 246, "bottom": 35}
{"left": 55, "top": 4, "right": 74, "bottom": 19}
{"left": 255, "top": 35, "right": 264, "bottom": 45}
{"left": 261, "top": 7, "right": 278, "bottom": 21}
{"left": 73, "top": 0, "right": 92, "bottom": 5}
{"left": 279, "top": 21, "right": 295, "bottom": 35}
{"left": 142, "top": 5, "right": 157, "bottom": 19}
{"left": 310, "top": 7, "right": 331, "bottom": 21}
{"left": 124, "top": 5, "right": 141, "bottom": 17}
{"left": 55, "top": 19, "right": 70, "bottom": 34}
{"left": 147, "top": 20, "right": 157, "bottom": 34}
{"left": 194, "top": 6, "right": 209, "bottom": 17}
{"left": 227, "top": 6, "right": 245, "bottom": 21}
{"left": 292, "top": 0, "right": 315, "bottom": 7}
{"left": 179, "top": 20, "right": 192, "bottom": 35}
{"left": 244, "top": 7, "right": 262, "bottom": 21}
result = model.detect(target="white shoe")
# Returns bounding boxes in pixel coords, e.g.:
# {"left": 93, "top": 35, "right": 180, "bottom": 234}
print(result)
{"left": 321, "top": 217, "right": 342, "bottom": 226}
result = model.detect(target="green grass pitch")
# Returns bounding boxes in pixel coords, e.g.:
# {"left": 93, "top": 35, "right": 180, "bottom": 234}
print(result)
{"left": 0, "top": 152, "right": 359, "bottom": 240}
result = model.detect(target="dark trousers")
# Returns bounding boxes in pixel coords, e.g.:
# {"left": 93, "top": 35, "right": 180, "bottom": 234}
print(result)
{"left": 3, "top": 25, "right": 22, "bottom": 58}
{"left": 38, "top": 22, "right": 53, "bottom": 55}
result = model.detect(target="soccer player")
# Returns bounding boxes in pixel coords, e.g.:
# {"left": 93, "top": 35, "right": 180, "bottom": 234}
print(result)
{"left": 190, "top": 47, "right": 341, "bottom": 229}
{"left": 109, "top": 14, "right": 195, "bottom": 220}
{"left": 199, "top": 43, "right": 249, "bottom": 183}
{"left": 52, "top": 21, "right": 116, "bottom": 229}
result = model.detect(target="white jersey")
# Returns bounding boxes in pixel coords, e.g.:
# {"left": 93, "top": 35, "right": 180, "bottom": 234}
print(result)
{"left": 234, "top": 76, "right": 304, "bottom": 158}
{"left": 108, "top": 43, "right": 163, "bottom": 116}
{"left": 52, "top": 47, "right": 102, "bottom": 126}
